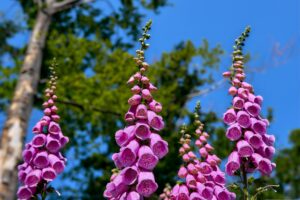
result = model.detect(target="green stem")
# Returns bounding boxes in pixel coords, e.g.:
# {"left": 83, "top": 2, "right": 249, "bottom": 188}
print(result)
{"left": 41, "top": 192, "right": 47, "bottom": 200}
{"left": 241, "top": 163, "right": 249, "bottom": 200}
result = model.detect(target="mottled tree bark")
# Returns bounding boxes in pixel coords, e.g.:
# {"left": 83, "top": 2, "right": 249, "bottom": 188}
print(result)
{"left": 0, "top": 10, "right": 51, "bottom": 200}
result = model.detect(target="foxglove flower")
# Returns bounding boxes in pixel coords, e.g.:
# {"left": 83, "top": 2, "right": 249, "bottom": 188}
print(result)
{"left": 104, "top": 20, "right": 168, "bottom": 199}
{"left": 17, "top": 61, "right": 68, "bottom": 200}
{"left": 168, "top": 102, "right": 235, "bottom": 200}
{"left": 223, "top": 27, "right": 276, "bottom": 184}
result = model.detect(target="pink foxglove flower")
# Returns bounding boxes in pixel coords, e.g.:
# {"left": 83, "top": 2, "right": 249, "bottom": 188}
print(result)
{"left": 104, "top": 20, "right": 168, "bottom": 199}
{"left": 168, "top": 102, "right": 235, "bottom": 200}
{"left": 223, "top": 27, "right": 276, "bottom": 198}
{"left": 223, "top": 27, "right": 276, "bottom": 177}
{"left": 17, "top": 60, "right": 69, "bottom": 200}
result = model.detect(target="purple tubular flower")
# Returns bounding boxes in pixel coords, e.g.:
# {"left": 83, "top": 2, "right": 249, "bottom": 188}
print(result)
{"left": 122, "top": 166, "right": 138, "bottom": 185}
{"left": 17, "top": 65, "right": 69, "bottom": 199}
{"left": 149, "top": 100, "right": 162, "bottom": 113}
{"left": 136, "top": 172, "right": 158, "bottom": 197}
{"left": 46, "top": 134, "right": 61, "bottom": 153}
{"left": 178, "top": 166, "right": 188, "bottom": 178}
{"left": 134, "top": 122, "right": 151, "bottom": 140}
{"left": 42, "top": 167, "right": 57, "bottom": 181}
{"left": 115, "top": 129, "right": 129, "bottom": 147}
{"left": 214, "top": 185, "right": 231, "bottom": 200}
{"left": 32, "top": 134, "right": 47, "bottom": 148}
{"left": 251, "top": 153, "right": 272, "bottom": 175}
{"left": 48, "top": 121, "right": 61, "bottom": 135}
{"left": 251, "top": 118, "right": 267, "bottom": 135}
{"left": 244, "top": 102, "right": 261, "bottom": 117}
{"left": 127, "top": 191, "right": 142, "bottom": 200}
{"left": 226, "top": 123, "right": 242, "bottom": 141}
{"left": 190, "top": 192, "right": 205, "bottom": 200}
{"left": 263, "top": 134, "right": 275, "bottom": 146}
{"left": 236, "top": 111, "right": 251, "bottom": 128}
{"left": 17, "top": 186, "right": 33, "bottom": 199}
{"left": 197, "top": 183, "right": 213, "bottom": 200}
{"left": 211, "top": 171, "right": 225, "bottom": 185}
{"left": 141, "top": 89, "right": 152, "bottom": 101}
{"left": 25, "top": 169, "right": 42, "bottom": 186}
{"left": 135, "top": 104, "right": 148, "bottom": 119}
{"left": 223, "top": 108, "right": 236, "bottom": 125}
{"left": 33, "top": 151, "right": 49, "bottom": 168}
{"left": 147, "top": 111, "right": 164, "bottom": 131}
{"left": 32, "top": 121, "right": 43, "bottom": 134}
{"left": 186, "top": 174, "right": 197, "bottom": 189}
{"left": 232, "top": 96, "right": 244, "bottom": 109}
{"left": 125, "top": 106, "right": 136, "bottom": 123}
{"left": 18, "top": 165, "right": 32, "bottom": 184}
{"left": 149, "top": 133, "right": 168, "bottom": 159}
{"left": 125, "top": 111, "right": 135, "bottom": 123}
{"left": 137, "top": 146, "right": 158, "bottom": 170}
{"left": 171, "top": 184, "right": 180, "bottom": 198}
{"left": 225, "top": 151, "right": 240, "bottom": 176}
{"left": 187, "top": 163, "right": 197, "bottom": 176}
{"left": 244, "top": 130, "right": 263, "bottom": 149}
{"left": 248, "top": 93, "right": 263, "bottom": 105}
{"left": 177, "top": 185, "right": 189, "bottom": 200}
{"left": 48, "top": 154, "right": 65, "bottom": 174}
{"left": 128, "top": 94, "right": 142, "bottom": 106}
{"left": 112, "top": 153, "right": 123, "bottom": 169}
{"left": 131, "top": 85, "right": 141, "bottom": 94}
{"left": 119, "top": 140, "right": 140, "bottom": 167}
{"left": 22, "top": 147, "right": 36, "bottom": 163}
{"left": 109, "top": 174, "right": 129, "bottom": 197}
{"left": 106, "top": 24, "right": 168, "bottom": 199}
{"left": 237, "top": 140, "right": 254, "bottom": 157}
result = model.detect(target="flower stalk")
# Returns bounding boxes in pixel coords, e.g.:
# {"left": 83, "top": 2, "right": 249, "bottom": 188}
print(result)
{"left": 168, "top": 101, "right": 235, "bottom": 200}
{"left": 104, "top": 20, "right": 169, "bottom": 199}
{"left": 223, "top": 27, "right": 276, "bottom": 199}
{"left": 17, "top": 58, "right": 69, "bottom": 200}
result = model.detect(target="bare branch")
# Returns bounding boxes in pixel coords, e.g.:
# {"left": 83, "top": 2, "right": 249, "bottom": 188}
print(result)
{"left": 51, "top": 0, "right": 94, "bottom": 14}
{"left": 187, "top": 79, "right": 226, "bottom": 100}
{"left": 34, "top": 95, "right": 121, "bottom": 116}
{"left": 55, "top": 99, "right": 122, "bottom": 116}
{"left": 33, "top": 0, "right": 43, "bottom": 7}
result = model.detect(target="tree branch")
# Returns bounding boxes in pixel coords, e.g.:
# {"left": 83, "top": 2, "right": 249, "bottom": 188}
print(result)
{"left": 51, "top": 0, "right": 94, "bottom": 14}
{"left": 35, "top": 95, "right": 121, "bottom": 116}
{"left": 33, "top": 0, "right": 43, "bottom": 7}
{"left": 187, "top": 79, "right": 226, "bottom": 100}
{"left": 55, "top": 99, "right": 122, "bottom": 116}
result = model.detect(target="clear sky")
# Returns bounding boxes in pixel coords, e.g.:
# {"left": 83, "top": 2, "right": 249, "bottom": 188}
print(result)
{"left": 0, "top": 0, "right": 299, "bottom": 186}
{"left": 144, "top": 0, "right": 300, "bottom": 149}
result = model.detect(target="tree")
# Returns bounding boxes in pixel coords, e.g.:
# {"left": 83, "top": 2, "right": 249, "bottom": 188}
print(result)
{"left": 274, "top": 129, "right": 300, "bottom": 198}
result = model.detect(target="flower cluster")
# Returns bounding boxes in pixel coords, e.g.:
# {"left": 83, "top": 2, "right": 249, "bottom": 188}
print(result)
{"left": 223, "top": 27, "right": 276, "bottom": 177}
{"left": 104, "top": 20, "right": 169, "bottom": 199}
{"left": 17, "top": 61, "right": 69, "bottom": 199}
{"left": 170, "top": 102, "right": 235, "bottom": 200}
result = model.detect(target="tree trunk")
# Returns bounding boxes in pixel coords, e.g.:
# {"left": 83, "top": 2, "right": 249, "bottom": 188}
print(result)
{"left": 0, "top": 10, "right": 51, "bottom": 200}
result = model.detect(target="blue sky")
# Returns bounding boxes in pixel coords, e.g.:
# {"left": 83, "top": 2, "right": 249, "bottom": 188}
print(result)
{"left": 144, "top": 0, "right": 300, "bottom": 149}
{"left": 0, "top": 0, "right": 299, "bottom": 191}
